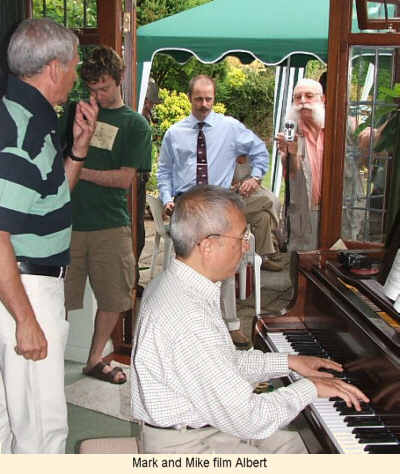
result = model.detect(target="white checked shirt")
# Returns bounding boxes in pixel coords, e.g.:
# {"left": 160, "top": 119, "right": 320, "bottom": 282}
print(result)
{"left": 131, "top": 259, "right": 317, "bottom": 440}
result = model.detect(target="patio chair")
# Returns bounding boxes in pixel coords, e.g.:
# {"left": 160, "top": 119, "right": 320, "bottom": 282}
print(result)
{"left": 238, "top": 229, "right": 262, "bottom": 315}
{"left": 146, "top": 194, "right": 174, "bottom": 278}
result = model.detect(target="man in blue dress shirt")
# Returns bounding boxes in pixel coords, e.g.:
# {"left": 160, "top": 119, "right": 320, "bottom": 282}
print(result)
{"left": 157, "top": 75, "right": 269, "bottom": 348}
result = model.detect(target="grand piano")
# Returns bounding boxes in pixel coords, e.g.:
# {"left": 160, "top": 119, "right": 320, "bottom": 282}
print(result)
{"left": 253, "top": 249, "right": 400, "bottom": 454}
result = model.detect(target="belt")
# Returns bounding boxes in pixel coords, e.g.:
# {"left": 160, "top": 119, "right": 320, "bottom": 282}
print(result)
{"left": 17, "top": 261, "right": 67, "bottom": 279}
{"left": 144, "top": 422, "right": 210, "bottom": 431}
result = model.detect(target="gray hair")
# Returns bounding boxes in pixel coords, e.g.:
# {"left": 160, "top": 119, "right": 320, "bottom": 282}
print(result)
{"left": 170, "top": 185, "right": 244, "bottom": 258}
{"left": 8, "top": 18, "right": 78, "bottom": 78}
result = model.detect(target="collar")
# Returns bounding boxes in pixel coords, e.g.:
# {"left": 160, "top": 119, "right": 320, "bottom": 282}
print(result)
{"left": 171, "top": 259, "right": 221, "bottom": 302}
{"left": 188, "top": 110, "right": 216, "bottom": 129}
{"left": 6, "top": 74, "right": 57, "bottom": 126}
{"left": 298, "top": 118, "right": 325, "bottom": 137}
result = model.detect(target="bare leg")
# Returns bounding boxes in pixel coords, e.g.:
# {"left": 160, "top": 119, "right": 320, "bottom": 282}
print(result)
{"left": 84, "top": 310, "right": 126, "bottom": 383}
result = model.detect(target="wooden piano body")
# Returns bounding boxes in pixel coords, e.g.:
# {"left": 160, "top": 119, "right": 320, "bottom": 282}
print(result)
{"left": 253, "top": 249, "right": 400, "bottom": 454}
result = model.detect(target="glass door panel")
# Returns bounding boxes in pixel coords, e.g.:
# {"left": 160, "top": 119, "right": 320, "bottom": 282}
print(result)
{"left": 342, "top": 46, "right": 397, "bottom": 243}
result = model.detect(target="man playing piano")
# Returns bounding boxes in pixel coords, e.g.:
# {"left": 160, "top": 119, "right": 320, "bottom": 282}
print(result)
{"left": 131, "top": 185, "right": 369, "bottom": 454}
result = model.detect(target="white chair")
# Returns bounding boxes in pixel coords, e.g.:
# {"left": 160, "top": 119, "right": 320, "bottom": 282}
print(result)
{"left": 238, "top": 230, "right": 262, "bottom": 315}
{"left": 146, "top": 194, "right": 174, "bottom": 278}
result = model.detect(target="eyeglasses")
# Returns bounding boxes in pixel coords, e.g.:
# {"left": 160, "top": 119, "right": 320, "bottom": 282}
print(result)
{"left": 293, "top": 92, "right": 320, "bottom": 101}
{"left": 206, "top": 227, "right": 251, "bottom": 243}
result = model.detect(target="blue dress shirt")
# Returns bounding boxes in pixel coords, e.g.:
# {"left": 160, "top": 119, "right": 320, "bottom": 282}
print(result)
{"left": 157, "top": 111, "right": 269, "bottom": 204}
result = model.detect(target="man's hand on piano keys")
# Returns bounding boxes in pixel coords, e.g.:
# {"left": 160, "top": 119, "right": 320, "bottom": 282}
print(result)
{"left": 308, "top": 376, "right": 370, "bottom": 412}
{"left": 288, "top": 355, "right": 343, "bottom": 378}
{"left": 288, "top": 356, "right": 370, "bottom": 410}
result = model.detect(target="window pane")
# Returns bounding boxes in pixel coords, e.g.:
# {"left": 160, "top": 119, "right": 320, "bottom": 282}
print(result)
{"left": 342, "top": 46, "right": 398, "bottom": 243}
{"left": 32, "top": 0, "right": 97, "bottom": 28}
{"left": 367, "top": 1, "right": 400, "bottom": 21}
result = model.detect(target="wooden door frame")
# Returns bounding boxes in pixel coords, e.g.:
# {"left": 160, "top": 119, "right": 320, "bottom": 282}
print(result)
{"left": 321, "top": 0, "right": 400, "bottom": 249}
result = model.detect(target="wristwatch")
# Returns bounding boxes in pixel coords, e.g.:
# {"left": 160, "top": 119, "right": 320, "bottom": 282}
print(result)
{"left": 251, "top": 176, "right": 262, "bottom": 184}
{"left": 69, "top": 150, "right": 86, "bottom": 162}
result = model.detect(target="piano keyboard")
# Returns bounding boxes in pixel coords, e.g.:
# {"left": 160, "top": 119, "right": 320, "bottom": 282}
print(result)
{"left": 266, "top": 330, "right": 400, "bottom": 454}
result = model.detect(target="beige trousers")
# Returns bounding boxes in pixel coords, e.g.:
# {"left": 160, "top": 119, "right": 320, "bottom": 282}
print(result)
{"left": 140, "top": 424, "right": 307, "bottom": 454}
{"left": 242, "top": 188, "right": 280, "bottom": 256}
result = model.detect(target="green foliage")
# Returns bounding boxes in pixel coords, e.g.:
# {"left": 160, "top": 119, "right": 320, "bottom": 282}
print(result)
{"left": 349, "top": 54, "right": 392, "bottom": 103}
{"left": 136, "top": 0, "right": 212, "bottom": 26}
{"left": 355, "top": 82, "right": 400, "bottom": 149}
{"left": 305, "top": 60, "right": 326, "bottom": 82}
{"left": 153, "top": 89, "right": 192, "bottom": 140}
{"left": 216, "top": 63, "right": 275, "bottom": 144}
{"left": 152, "top": 55, "right": 228, "bottom": 93}
{"left": 371, "top": 84, "right": 400, "bottom": 153}
{"left": 32, "top": 0, "right": 97, "bottom": 27}
{"left": 146, "top": 143, "right": 161, "bottom": 193}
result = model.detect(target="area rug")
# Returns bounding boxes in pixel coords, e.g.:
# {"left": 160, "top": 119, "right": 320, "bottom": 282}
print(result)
{"left": 65, "top": 361, "right": 134, "bottom": 422}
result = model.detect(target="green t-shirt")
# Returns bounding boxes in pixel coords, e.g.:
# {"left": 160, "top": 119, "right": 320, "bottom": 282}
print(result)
{"left": 68, "top": 105, "right": 151, "bottom": 231}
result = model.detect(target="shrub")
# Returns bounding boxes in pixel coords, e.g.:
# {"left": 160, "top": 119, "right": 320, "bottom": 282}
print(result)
{"left": 151, "top": 88, "right": 226, "bottom": 148}
{"left": 216, "top": 64, "right": 275, "bottom": 146}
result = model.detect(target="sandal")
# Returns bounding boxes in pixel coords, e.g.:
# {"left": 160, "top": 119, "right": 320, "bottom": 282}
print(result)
{"left": 83, "top": 361, "right": 127, "bottom": 385}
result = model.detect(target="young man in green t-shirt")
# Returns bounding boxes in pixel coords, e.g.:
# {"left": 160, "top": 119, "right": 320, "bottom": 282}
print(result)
{"left": 64, "top": 46, "right": 151, "bottom": 384}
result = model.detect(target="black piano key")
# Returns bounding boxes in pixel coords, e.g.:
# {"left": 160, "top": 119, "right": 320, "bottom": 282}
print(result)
{"left": 365, "top": 445, "right": 400, "bottom": 454}
{"left": 379, "top": 416, "right": 400, "bottom": 427}
{"left": 283, "top": 330, "right": 310, "bottom": 336}
{"left": 353, "top": 427, "right": 393, "bottom": 437}
{"left": 344, "top": 416, "right": 383, "bottom": 427}
{"left": 286, "top": 336, "right": 316, "bottom": 342}
{"left": 337, "top": 406, "right": 374, "bottom": 416}
{"left": 357, "top": 433, "right": 398, "bottom": 443}
{"left": 289, "top": 342, "right": 326, "bottom": 351}
{"left": 319, "top": 368, "right": 344, "bottom": 377}
{"left": 334, "top": 401, "right": 370, "bottom": 409}
{"left": 288, "top": 341, "right": 319, "bottom": 346}
{"left": 289, "top": 342, "right": 318, "bottom": 348}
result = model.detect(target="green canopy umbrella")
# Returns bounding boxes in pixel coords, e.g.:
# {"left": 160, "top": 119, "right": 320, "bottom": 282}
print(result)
{"left": 136, "top": 0, "right": 382, "bottom": 113}
{"left": 137, "top": 0, "right": 330, "bottom": 68}
{"left": 136, "top": 0, "right": 333, "bottom": 193}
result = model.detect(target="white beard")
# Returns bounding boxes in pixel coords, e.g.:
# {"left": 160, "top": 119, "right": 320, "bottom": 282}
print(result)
{"left": 287, "top": 101, "right": 325, "bottom": 128}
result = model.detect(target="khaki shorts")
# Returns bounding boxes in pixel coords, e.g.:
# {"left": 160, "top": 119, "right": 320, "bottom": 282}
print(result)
{"left": 65, "top": 227, "right": 136, "bottom": 312}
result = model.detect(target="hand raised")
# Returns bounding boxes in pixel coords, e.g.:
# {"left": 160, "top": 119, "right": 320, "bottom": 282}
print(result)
{"left": 72, "top": 95, "right": 99, "bottom": 156}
